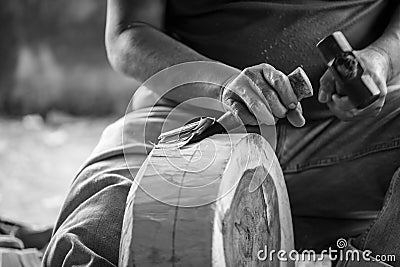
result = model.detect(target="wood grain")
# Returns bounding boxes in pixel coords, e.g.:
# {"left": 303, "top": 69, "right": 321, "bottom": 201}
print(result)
{"left": 119, "top": 133, "right": 294, "bottom": 267}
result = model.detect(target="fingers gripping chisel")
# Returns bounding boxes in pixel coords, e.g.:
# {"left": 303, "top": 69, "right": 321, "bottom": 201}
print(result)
{"left": 157, "top": 66, "right": 313, "bottom": 149}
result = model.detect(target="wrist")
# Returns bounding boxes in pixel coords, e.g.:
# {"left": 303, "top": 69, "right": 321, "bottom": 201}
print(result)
{"left": 369, "top": 32, "right": 400, "bottom": 81}
{"left": 365, "top": 45, "right": 392, "bottom": 81}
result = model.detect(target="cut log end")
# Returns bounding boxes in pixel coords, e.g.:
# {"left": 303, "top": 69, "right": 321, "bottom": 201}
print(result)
{"left": 120, "top": 134, "right": 294, "bottom": 267}
{"left": 222, "top": 168, "right": 281, "bottom": 267}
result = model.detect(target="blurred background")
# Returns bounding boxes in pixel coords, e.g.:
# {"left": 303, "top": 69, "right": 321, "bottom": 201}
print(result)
{"left": 0, "top": 0, "right": 137, "bottom": 227}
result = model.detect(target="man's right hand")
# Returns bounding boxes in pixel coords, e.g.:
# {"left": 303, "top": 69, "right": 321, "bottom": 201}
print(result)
{"left": 220, "top": 63, "right": 305, "bottom": 127}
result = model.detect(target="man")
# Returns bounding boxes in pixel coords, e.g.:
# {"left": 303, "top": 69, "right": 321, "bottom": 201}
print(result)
{"left": 44, "top": 0, "right": 400, "bottom": 266}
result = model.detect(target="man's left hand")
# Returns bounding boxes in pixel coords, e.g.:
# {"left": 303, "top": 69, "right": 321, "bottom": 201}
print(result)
{"left": 318, "top": 47, "right": 390, "bottom": 121}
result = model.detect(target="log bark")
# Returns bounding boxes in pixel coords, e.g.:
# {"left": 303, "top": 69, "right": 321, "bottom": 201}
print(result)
{"left": 119, "top": 133, "right": 294, "bottom": 266}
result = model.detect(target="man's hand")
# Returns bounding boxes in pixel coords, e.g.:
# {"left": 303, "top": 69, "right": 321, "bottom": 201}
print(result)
{"left": 220, "top": 63, "right": 305, "bottom": 127}
{"left": 318, "top": 47, "right": 390, "bottom": 121}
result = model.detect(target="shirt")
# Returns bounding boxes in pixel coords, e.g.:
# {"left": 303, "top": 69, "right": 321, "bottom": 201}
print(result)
{"left": 165, "top": 0, "right": 396, "bottom": 118}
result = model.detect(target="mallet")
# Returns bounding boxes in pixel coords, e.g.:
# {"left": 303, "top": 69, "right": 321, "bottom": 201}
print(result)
{"left": 317, "top": 31, "right": 380, "bottom": 108}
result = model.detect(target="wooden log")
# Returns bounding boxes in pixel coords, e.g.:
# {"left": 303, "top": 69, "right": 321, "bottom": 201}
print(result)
{"left": 119, "top": 133, "right": 294, "bottom": 266}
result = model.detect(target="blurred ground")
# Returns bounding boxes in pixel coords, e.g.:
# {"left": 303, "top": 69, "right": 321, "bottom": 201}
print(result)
{"left": 0, "top": 113, "right": 113, "bottom": 227}
{"left": 0, "top": 0, "right": 137, "bottom": 228}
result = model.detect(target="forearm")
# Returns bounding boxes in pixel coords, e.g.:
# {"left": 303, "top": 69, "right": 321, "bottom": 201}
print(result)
{"left": 106, "top": 21, "right": 231, "bottom": 104}
{"left": 106, "top": 22, "right": 206, "bottom": 81}
{"left": 369, "top": 5, "right": 400, "bottom": 82}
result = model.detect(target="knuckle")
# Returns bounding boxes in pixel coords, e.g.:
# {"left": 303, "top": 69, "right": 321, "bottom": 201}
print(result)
{"left": 243, "top": 68, "right": 257, "bottom": 82}
{"left": 243, "top": 66, "right": 256, "bottom": 75}
{"left": 271, "top": 71, "right": 287, "bottom": 89}
{"left": 248, "top": 101, "right": 265, "bottom": 117}
{"left": 261, "top": 63, "right": 274, "bottom": 70}
{"left": 254, "top": 63, "right": 266, "bottom": 69}
{"left": 264, "top": 89, "right": 278, "bottom": 102}
{"left": 276, "top": 70, "right": 288, "bottom": 82}
{"left": 243, "top": 67, "right": 251, "bottom": 74}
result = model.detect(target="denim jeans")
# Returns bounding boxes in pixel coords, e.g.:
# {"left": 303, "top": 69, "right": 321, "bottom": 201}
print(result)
{"left": 43, "top": 87, "right": 400, "bottom": 266}
{"left": 277, "top": 87, "right": 400, "bottom": 251}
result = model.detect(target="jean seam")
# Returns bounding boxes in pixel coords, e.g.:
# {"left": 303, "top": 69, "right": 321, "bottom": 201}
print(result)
{"left": 283, "top": 137, "right": 400, "bottom": 174}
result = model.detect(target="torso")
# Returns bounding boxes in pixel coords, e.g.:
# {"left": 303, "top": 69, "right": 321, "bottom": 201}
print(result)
{"left": 165, "top": 0, "right": 396, "bottom": 118}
